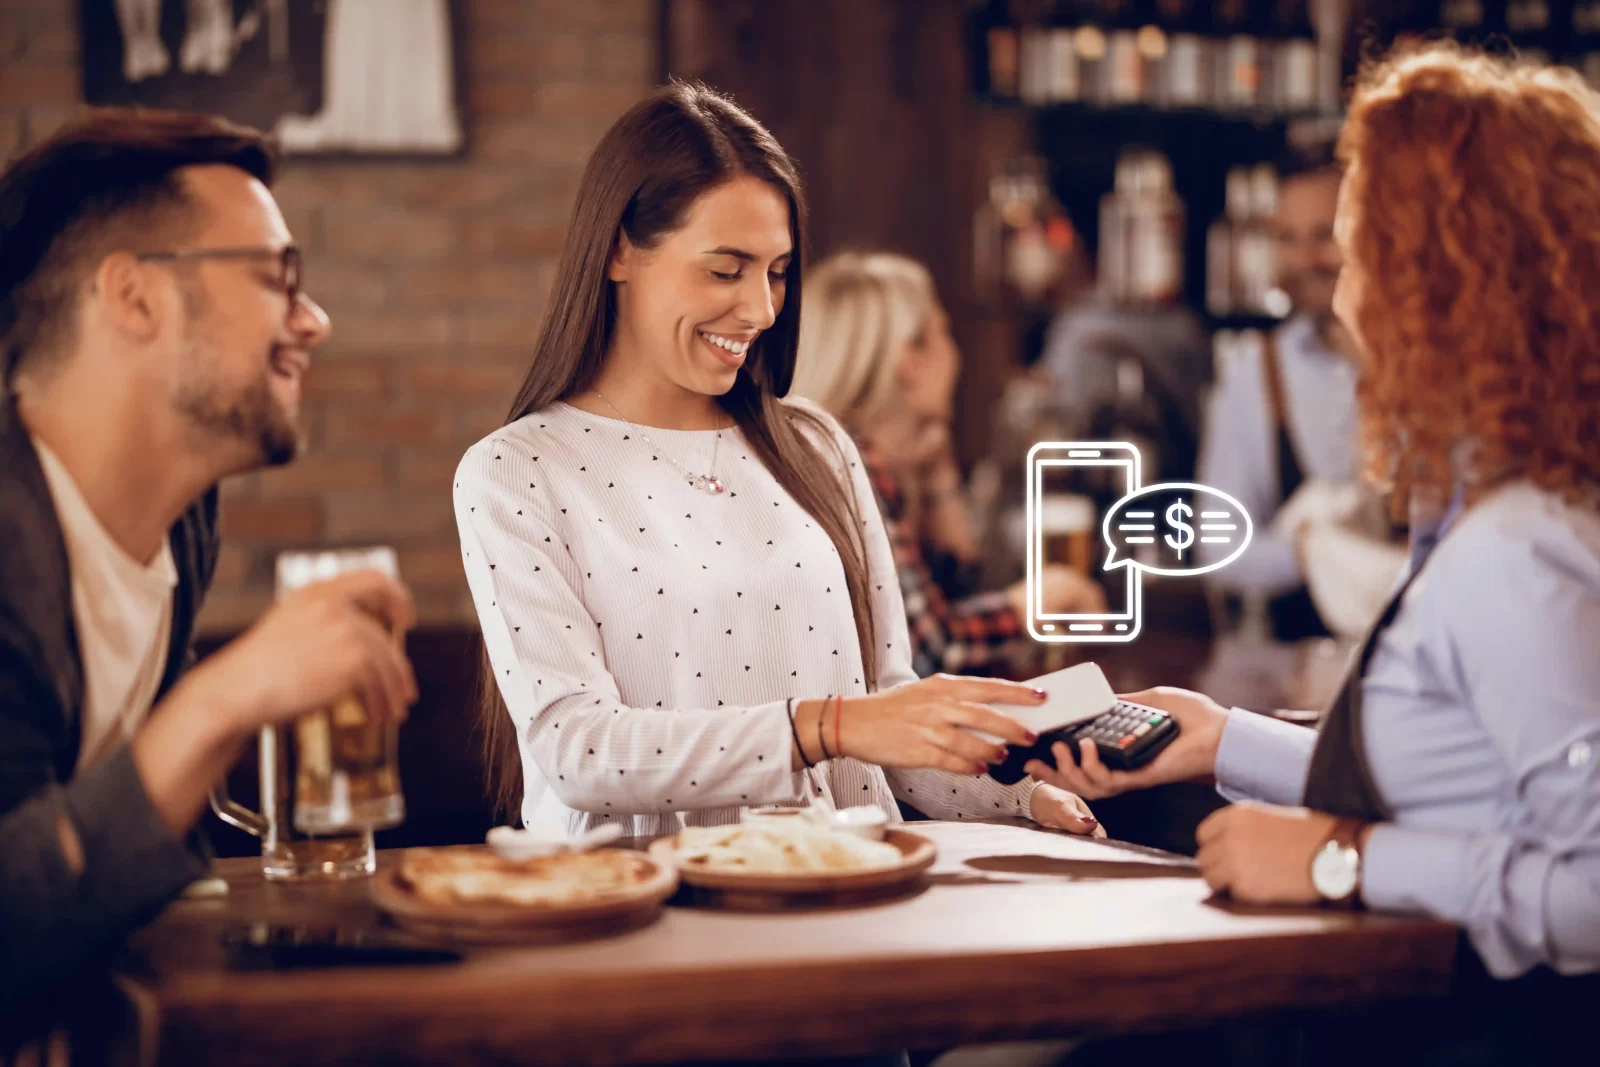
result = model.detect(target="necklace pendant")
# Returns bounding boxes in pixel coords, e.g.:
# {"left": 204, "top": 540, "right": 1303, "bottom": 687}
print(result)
{"left": 705, "top": 475, "right": 726, "bottom": 495}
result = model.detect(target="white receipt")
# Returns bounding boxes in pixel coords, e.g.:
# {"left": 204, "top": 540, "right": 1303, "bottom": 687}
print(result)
{"left": 969, "top": 662, "right": 1117, "bottom": 743}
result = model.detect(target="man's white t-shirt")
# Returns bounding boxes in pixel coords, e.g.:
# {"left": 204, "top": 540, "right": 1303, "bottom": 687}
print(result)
{"left": 32, "top": 437, "right": 177, "bottom": 770}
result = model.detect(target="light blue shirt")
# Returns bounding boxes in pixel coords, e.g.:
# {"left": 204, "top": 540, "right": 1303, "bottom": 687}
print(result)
{"left": 1215, "top": 481, "right": 1600, "bottom": 978}
{"left": 1196, "top": 316, "right": 1361, "bottom": 593}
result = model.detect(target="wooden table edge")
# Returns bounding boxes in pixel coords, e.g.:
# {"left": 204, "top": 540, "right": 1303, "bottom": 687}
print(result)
{"left": 145, "top": 918, "right": 1460, "bottom": 1066}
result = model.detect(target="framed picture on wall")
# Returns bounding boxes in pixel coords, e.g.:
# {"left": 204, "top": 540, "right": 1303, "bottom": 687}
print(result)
{"left": 79, "top": 0, "right": 466, "bottom": 157}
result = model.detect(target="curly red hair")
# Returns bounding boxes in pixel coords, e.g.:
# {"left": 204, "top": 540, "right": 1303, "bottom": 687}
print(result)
{"left": 1338, "top": 43, "right": 1600, "bottom": 512}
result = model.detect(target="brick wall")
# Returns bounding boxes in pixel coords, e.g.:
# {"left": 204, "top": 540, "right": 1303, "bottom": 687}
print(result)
{"left": 0, "top": 0, "right": 659, "bottom": 633}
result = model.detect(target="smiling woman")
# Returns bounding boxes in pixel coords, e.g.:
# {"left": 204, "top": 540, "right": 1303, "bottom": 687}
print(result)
{"left": 451, "top": 83, "right": 1101, "bottom": 866}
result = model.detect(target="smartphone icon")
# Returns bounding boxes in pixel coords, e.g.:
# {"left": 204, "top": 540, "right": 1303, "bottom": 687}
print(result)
{"left": 1025, "top": 442, "right": 1143, "bottom": 644}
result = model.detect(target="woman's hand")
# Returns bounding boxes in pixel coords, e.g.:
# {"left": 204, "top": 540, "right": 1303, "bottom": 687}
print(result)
{"left": 1023, "top": 686, "right": 1229, "bottom": 801}
{"left": 1194, "top": 801, "right": 1342, "bottom": 905}
{"left": 1005, "top": 564, "right": 1106, "bottom": 617}
{"left": 1030, "top": 783, "right": 1106, "bottom": 838}
{"left": 797, "top": 675, "right": 1046, "bottom": 775}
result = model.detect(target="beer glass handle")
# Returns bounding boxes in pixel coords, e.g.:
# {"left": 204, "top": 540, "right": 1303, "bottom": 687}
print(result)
{"left": 208, "top": 781, "right": 269, "bottom": 837}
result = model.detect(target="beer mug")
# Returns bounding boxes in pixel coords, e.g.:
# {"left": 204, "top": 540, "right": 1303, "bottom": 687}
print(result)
{"left": 1039, "top": 493, "right": 1095, "bottom": 575}
{"left": 210, "top": 547, "right": 407, "bottom": 880}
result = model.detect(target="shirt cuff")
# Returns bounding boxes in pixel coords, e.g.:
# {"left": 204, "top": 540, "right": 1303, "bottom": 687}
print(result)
{"left": 1360, "top": 823, "right": 1470, "bottom": 921}
{"left": 1015, "top": 775, "right": 1044, "bottom": 817}
{"left": 1214, "top": 707, "right": 1317, "bottom": 806}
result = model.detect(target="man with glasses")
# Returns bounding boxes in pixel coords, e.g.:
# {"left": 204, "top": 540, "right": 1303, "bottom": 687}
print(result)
{"left": 0, "top": 110, "right": 418, "bottom": 1038}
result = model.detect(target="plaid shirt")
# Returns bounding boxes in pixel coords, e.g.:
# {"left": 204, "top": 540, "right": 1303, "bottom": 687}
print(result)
{"left": 856, "top": 436, "right": 1034, "bottom": 679}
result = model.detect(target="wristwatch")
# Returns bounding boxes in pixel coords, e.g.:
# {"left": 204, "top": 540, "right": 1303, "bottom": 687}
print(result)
{"left": 1310, "top": 818, "right": 1369, "bottom": 908}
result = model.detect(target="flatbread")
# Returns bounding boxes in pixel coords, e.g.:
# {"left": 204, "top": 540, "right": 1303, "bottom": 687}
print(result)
{"left": 671, "top": 823, "right": 904, "bottom": 874}
{"left": 395, "top": 847, "right": 658, "bottom": 908}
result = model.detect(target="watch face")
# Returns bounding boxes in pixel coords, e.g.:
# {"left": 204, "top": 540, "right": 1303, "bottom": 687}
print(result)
{"left": 1312, "top": 842, "right": 1359, "bottom": 900}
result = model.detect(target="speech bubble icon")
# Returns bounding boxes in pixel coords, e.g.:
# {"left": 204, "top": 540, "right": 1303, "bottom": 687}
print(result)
{"left": 1102, "top": 481, "right": 1254, "bottom": 578}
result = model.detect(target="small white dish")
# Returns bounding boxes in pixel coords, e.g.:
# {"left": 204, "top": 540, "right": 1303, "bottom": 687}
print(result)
{"left": 486, "top": 822, "right": 624, "bottom": 862}
{"left": 822, "top": 806, "right": 890, "bottom": 841}
{"left": 742, "top": 805, "right": 823, "bottom": 825}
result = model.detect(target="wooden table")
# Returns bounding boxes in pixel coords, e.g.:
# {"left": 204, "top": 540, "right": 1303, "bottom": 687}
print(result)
{"left": 122, "top": 822, "right": 1459, "bottom": 1066}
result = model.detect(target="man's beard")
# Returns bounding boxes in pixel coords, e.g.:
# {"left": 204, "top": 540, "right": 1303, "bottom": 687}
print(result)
{"left": 172, "top": 342, "right": 301, "bottom": 468}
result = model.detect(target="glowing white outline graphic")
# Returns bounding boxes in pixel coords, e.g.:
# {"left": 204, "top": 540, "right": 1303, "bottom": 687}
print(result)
{"left": 1102, "top": 481, "right": 1255, "bottom": 578}
{"left": 1025, "top": 442, "right": 1143, "bottom": 645}
{"left": 1025, "top": 443, "right": 1255, "bottom": 645}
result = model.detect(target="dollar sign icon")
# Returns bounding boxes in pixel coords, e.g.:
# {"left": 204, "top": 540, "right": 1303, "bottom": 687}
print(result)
{"left": 1165, "top": 499, "right": 1195, "bottom": 560}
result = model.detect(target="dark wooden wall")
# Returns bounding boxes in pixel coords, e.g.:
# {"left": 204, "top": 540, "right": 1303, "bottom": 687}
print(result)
{"left": 663, "top": 0, "right": 1027, "bottom": 464}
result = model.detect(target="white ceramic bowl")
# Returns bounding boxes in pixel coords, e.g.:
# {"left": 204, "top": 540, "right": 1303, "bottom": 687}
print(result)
{"left": 823, "top": 806, "right": 890, "bottom": 841}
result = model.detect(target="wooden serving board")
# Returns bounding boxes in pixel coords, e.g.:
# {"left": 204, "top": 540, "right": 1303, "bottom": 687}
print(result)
{"left": 370, "top": 847, "right": 678, "bottom": 945}
{"left": 649, "top": 828, "right": 936, "bottom": 911}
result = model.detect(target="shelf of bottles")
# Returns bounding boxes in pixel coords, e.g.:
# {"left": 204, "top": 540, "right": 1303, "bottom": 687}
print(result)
{"left": 970, "top": 0, "right": 1343, "bottom": 122}
{"left": 974, "top": 146, "right": 1297, "bottom": 327}
{"left": 1391, "top": 1, "right": 1600, "bottom": 89}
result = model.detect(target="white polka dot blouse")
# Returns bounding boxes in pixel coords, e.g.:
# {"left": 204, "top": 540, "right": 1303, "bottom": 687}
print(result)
{"left": 453, "top": 396, "right": 1041, "bottom": 837}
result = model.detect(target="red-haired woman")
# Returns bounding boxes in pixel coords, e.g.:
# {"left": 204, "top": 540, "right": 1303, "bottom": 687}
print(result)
{"left": 1033, "top": 43, "right": 1600, "bottom": 1058}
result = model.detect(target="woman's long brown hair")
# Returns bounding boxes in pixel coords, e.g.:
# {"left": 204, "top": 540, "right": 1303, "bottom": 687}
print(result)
{"left": 477, "top": 82, "right": 877, "bottom": 820}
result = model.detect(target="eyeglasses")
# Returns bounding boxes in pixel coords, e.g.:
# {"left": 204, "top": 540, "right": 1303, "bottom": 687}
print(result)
{"left": 137, "top": 244, "right": 303, "bottom": 307}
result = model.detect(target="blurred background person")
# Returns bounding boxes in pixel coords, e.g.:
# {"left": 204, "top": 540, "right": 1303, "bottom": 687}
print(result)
{"left": 791, "top": 251, "right": 1105, "bottom": 680}
{"left": 1035, "top": 298, "right": 1211, "bottom": 488}
{"left": 1195, "top": 137, "right": 1399, "bottom": 645}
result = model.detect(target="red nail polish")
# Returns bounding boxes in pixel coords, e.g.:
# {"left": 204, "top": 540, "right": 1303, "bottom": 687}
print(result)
{"left": 1026, "top": 730, "right": 1040, "bottom": 743}
{"left": 1032, "top": 688, "right": 1048, "bottom": 698}
{"left": 1082, "top": 816, "right": 1098, "bottom": 827}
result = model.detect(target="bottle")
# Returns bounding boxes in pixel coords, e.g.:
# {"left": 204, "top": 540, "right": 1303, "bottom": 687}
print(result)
{"left": 1439, "top": 0, "right": 1486, "bottom": 37}
{"left": 1310, "top": 0, "right": 1343, "bottom": 116}
{"left": 1129, "top": 0, "right": 1172, "bottom": 107}
{"left": 1099, "top": 156, "right": 1131, "bottom": 303}
{"left": 1073, "top": 0, "right": 1110, "bottom": 105}
{"left": 1574, "top": 1, "right": 1600, "bottom": 88}
{"left": 1576, "top": 0, "right": 1600, "bottom": 33}
{"left": 1130, "top": 151, "right": 1185, "bottom": 304}
{"left": 1019, "top": 18, "right": 1054, "bottom": 104}
{"left": 1231, "top": 163, "right": 1278, "bottom": 316}
{"left": 978, "top": 0, "right": 1021, "bottom": 101}
{"left": 1212, "top": 0, "right": 1260, "bottom": 112}
{"left": 1016, "top": 0, "right": 1060, "bottom": 104}
{"left": 978, "top": 156, "right": 1074, "bottom": 307}
{"left": 1100, "top": 0, "right": 1147, "bottom": 104}
{"left": 1206, "top": 168, "right": 1248, "bottom": 317}
{"left": 1046, "top": 0, "right": 1084, "bottom": 102}
{"left": 1100, "top": 149, "right": 1185, "bottom": 304}
{"left": 1157, "top": 0, "right": 1209, "bottom": 108}
{"left": 1506, "top": 0, "right": 1553, "bottom": 66}
{"left": 1267, "top": 0, "right": 1318, "bottom": 115}
{"left": 1506, "top": 0, "right": 1550, "bottom": 33}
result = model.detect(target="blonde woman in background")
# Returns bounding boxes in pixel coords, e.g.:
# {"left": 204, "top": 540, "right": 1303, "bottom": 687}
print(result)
{"left": 792, "top": 252, "right": 1103, "bottom": 680}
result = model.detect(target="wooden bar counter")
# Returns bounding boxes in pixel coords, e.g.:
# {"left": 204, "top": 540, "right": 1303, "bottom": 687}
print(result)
{"left": 122, "top": 821, "right": 1459, "bottom": 1066}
